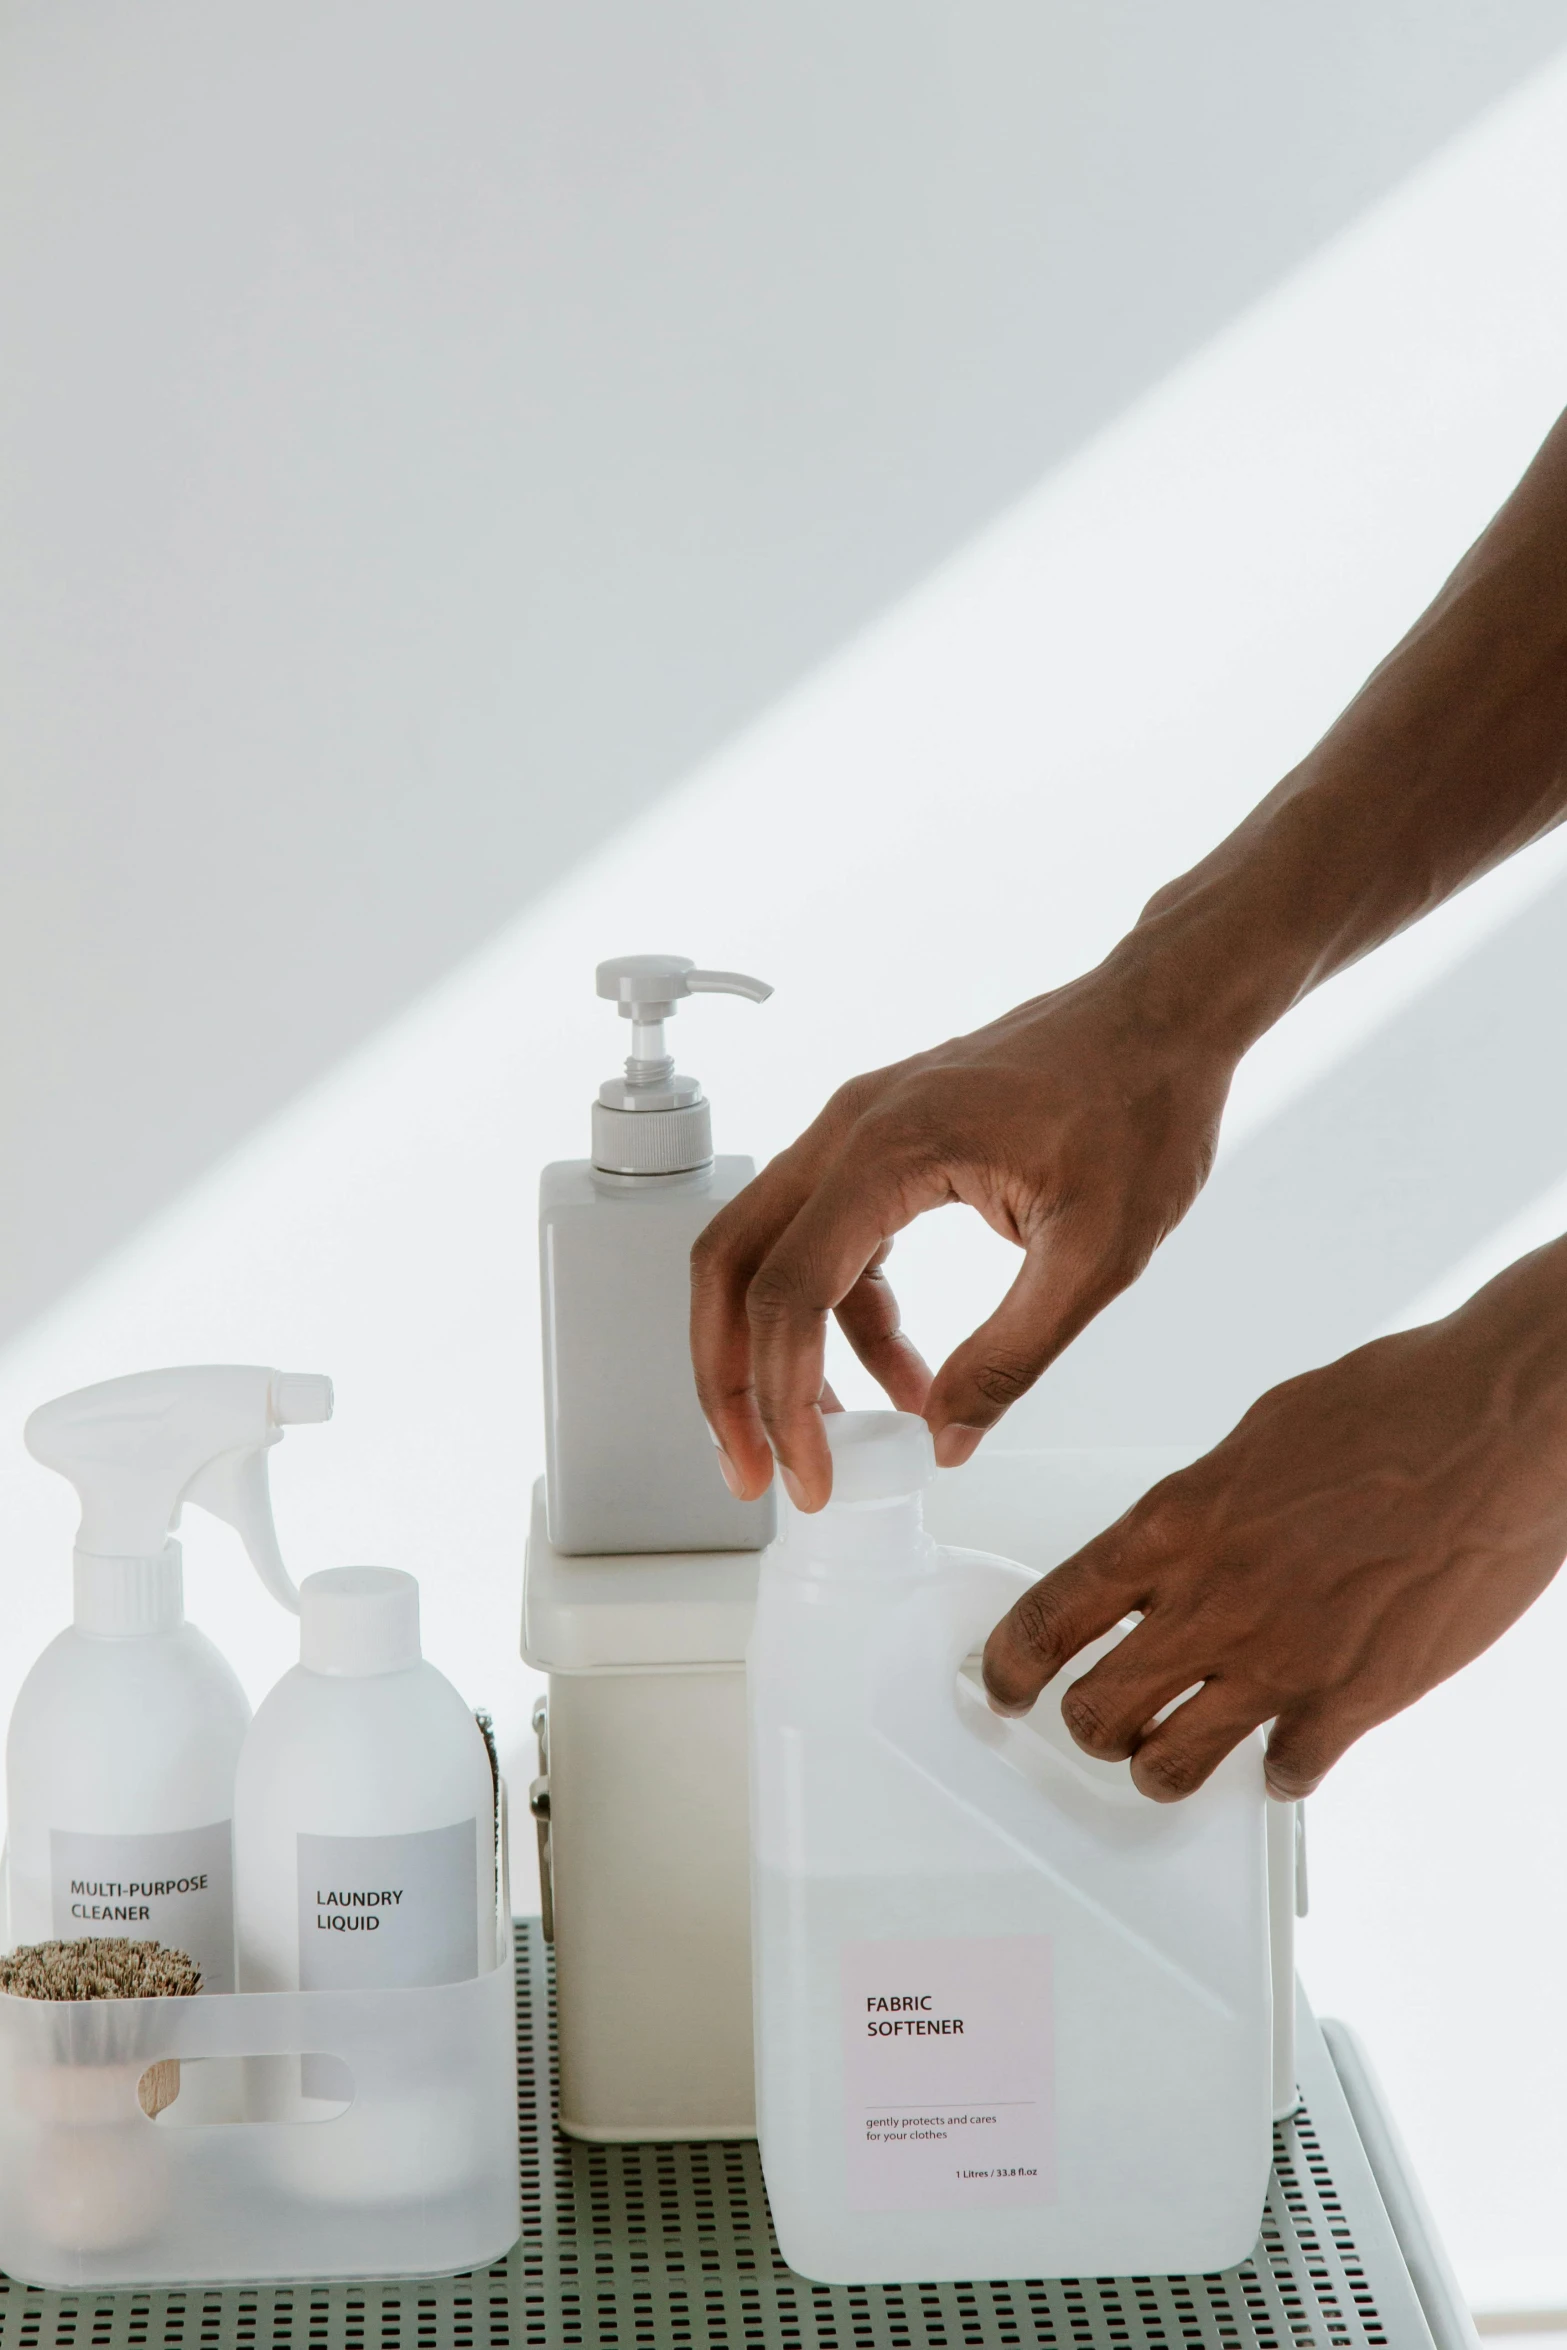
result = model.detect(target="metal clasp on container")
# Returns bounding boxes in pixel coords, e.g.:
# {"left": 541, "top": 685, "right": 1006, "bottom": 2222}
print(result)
{"left": 530, "top": 1694, "right": 553, "bottom": 1944}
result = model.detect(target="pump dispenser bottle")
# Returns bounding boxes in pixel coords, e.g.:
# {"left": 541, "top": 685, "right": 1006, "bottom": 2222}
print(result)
{"left": 6, "top": 1366, "right": 333, "bottom": 1991}
{"left": 540, "top": 954, "right": 776, "bottom": 1554}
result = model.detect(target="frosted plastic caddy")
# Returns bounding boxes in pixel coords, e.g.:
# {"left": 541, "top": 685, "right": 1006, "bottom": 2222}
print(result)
{"left": 0, "top": 1902, "right": 519, "bottom": 2289}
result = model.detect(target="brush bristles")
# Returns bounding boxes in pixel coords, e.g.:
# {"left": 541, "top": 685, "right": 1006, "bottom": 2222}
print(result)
{"left": 0, "top": 1939, "right": 202, "bottom": 2002}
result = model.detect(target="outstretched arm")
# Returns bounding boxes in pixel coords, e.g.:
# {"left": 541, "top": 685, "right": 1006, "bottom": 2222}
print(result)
{"left": 691, "top": 405, "right": 1567, "bottom": 1509}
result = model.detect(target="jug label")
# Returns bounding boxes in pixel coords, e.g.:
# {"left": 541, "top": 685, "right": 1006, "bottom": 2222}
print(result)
{"left": 51, "top": 1820, "right": 235, "bottom": 1993}
{"left": 297, "top": 1821, "right": 477, "bottom": 1990}
{"left": 841, "top": 1935, "right": 1052, "bottom": 2210}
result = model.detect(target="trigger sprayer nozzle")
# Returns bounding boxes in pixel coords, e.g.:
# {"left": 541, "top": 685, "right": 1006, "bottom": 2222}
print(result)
{"left": 271, "top": 1373, "right": 334, "bottom": 1425}
{"left": 25, "top": 1365, "right": 334, "bottom": 1636}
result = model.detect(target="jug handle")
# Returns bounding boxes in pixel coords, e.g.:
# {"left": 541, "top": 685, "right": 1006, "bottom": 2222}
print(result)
{"left": 934, "top": 1551, "right": 1043, "bottom": 1685}
{"left": 869, "top": 1551, "right": 1045, "bottom": 1796}
{"left": 865, "top": 1553, "right": 1045, "bottom": 1735}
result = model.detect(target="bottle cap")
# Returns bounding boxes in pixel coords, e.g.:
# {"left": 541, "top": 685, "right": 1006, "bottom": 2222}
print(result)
{"left": 72, "top": 1543, "right": 184, "bottom": 1636}
{"left": 822, "top": 1411, "right": 937, "bottom": 1505}
{"left": 300, "top": 1566, "right": 422, "bottom": 1677}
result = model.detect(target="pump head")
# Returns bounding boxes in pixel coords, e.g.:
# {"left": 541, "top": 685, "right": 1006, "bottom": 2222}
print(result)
{"left": 592, "top": 954, "right": 772, "bottom": 1176}
{"left": 25, "top": 1365, "right": 334, "bottom": 1634}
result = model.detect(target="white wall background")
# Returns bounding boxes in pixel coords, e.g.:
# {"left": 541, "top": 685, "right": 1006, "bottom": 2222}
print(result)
{"left": 4, "top": 1, "right": 1567, "bottom": 2320}
{"left": 4, "top": 0, "right": 1567, "bottom": 1338}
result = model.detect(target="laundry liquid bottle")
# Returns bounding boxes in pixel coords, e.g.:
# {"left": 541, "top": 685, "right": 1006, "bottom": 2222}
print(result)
{"left": 233, "top": 1566, "right": 496, "bottom": 2000}
{"left": 540, "top": 954, "right": 776, "bottom": 1554}
{"left": 749, "top": 1411, "right": 1274, "bottom": 2286}
{"left": 6, "top": 1365, "right": 334, "bottom": 1991}
{"left": 233, "top": 1566, "right": 498, "bottom": 2188}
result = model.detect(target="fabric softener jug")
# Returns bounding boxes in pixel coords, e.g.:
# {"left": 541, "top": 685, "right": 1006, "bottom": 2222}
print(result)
{"left": 748, "top": 1412, "right": 1273, "bottom": 2285}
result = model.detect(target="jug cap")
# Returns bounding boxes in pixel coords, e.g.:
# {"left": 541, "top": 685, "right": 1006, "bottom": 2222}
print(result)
{"left": 823, "top": 1411, "right": 936, "bottom": 1505}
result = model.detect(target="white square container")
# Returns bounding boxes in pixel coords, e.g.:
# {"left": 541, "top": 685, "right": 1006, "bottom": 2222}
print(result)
{"left": 522, "top": 1481, "right": 758, "bottom": 2141}
{"left": 0, "top": 1877, "right": 520, "bottom": 2288}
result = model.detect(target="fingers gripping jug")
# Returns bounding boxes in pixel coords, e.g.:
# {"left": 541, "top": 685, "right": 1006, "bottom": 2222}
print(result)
{"left": 748, "top": 1413, "right": 1273, "bottom": 2285}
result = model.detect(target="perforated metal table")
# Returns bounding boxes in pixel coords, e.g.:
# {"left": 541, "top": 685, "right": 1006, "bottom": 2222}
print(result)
{"left": 0, "top": 1925, "right": 1474, "bottom": 2350}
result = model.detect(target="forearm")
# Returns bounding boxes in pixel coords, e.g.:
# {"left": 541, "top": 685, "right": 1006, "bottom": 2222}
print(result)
{"left": 1113, "top": 404, "right": 1567, "bottom": 1058}
{"left": 694, "top": 408, "right": 1567, "bottom": 1497}
{"left": 1433, "top": 1230, "right": 1567, "bottom": 1467}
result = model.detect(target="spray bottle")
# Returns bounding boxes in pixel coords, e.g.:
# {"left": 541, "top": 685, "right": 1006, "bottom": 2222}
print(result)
{"left": 6, "top": 1366, "right": 333, "bottom": 1992}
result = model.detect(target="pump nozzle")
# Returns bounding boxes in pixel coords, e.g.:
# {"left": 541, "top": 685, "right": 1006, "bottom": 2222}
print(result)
{"left": 25, "top": 1366, "right": 334, "bottom": 1627}
{"left": 592, "top": 954, "right": 772, "bottom": 1175}
{"left": 596, "top": 955, "right": 772, "bottom": 1014}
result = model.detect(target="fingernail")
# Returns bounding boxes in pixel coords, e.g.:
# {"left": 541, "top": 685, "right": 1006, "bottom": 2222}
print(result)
{"left": 715, "top": 1447, "right": 745, "bottom": 1498}
{"left": 985, "top": 1689, "right": 1032, "bottom": 1718}
{"left": 933, "top": 1424, "right": 982, "bottom": 1469}
{"left": 779, "top": 1465, "right": 808, "bottom": 1510}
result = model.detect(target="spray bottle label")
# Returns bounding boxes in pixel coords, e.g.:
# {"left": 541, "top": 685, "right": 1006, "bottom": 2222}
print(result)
{"left": 51, "top": 1822, "right": 236, "bottom": 1993}
{"left": 840, "top": 1935, "right": 1053, "bottom": 2212}
{"left": 297, "top": 1821, "right": 477, "bottom": 1990}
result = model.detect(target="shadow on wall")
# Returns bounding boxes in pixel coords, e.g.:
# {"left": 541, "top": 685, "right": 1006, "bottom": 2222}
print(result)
{"left": 1012, "top": 873, "right": 1567, "bottom": 1451}
{"left": 4, "top": 0, "right": 1567, "bottom": 1341}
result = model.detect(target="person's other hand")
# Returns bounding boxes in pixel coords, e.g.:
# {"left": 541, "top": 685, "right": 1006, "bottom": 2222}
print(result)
{"left": 690, "top": 949, "right": 1243, "bottom": 1508}
{"left": 982, "top": 1240, "right": 1567, "bottom": 1799}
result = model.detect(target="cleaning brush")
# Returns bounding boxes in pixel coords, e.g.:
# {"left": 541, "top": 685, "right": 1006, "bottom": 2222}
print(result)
{"left": 0, "top": 1937, "right": 200, "bottom": 2116}
{"left": 0, "top": 1938, "right": 201, "bottom": 2003}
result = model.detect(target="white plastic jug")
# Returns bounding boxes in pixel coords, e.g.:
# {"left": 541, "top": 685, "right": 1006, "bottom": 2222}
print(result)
{"left": 748, "top": 1412, "right": 1273, "bottom": 2285}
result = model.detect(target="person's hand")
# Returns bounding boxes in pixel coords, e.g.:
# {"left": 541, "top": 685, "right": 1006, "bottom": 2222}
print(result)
{"left": 690, "top": 944, "right": 1246, "bottom": 1508}
{"left": 982, "top": 1238, "right": 1567, "bottom": 1799}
